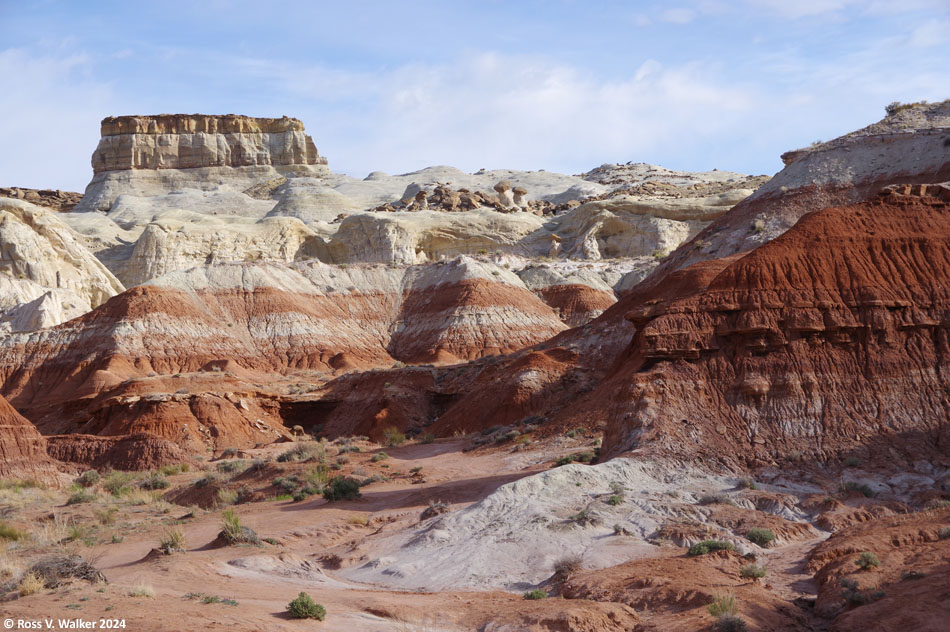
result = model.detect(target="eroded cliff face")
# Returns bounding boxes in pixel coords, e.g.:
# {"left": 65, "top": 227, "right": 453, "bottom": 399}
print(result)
{"left": 92, "top": 114, "right": 326, "bottom": 173}
{"left": 650, "top": 100, "right": 950, "bottom": 279}
{"left": 0, "top": 393, "right": 59, "bottom": 483}
{"left": 0, "top": 257, "right": 573, "bottom": 445}
{"left": 0, "top": 198, "right": 124, "bottom": 331}
{"left": 601, "top": 187, "right": 950, "bottom": 467}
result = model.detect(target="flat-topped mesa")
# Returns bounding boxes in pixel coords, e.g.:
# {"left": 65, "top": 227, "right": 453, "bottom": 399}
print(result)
{"left": 91, "top": 113, "right": 328, "bottom": 173}
{"left": 99, "top": 113, "right": 307, "bottom": 136}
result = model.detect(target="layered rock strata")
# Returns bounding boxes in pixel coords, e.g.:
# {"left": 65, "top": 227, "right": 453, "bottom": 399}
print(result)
{"left": 0, "top": 198, "right": 124, "bottom": 331}
{"left": 601, "top": 189, "right": 950, "bottom": 466}
{"left": 0, "top": 394, "right": 59, "bottom": 482}
{"left": 77, "top": 114, "right": 331, "bottom": 212}
{"left": 651, "top": 99, "right": 950, "bottom": 279}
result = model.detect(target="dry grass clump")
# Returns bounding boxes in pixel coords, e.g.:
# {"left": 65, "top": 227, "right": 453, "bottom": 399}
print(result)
{"left": 129, "top": 582, "right": 154, "bottom": 598}
{"left": 17, "top": 571, "right": 44, "bottom": 595}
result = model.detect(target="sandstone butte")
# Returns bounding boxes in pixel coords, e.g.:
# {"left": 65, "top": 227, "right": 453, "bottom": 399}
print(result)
{"left": 0, "top": 103, "right": 948, "bottom": 632}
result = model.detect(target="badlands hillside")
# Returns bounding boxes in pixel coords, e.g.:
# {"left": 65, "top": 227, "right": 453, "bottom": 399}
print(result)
{"left": 0, "top": 102, "right": 948, "bottom": 631}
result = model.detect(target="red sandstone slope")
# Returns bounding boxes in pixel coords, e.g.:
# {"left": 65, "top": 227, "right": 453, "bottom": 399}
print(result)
{"left": 648, "top": 101, "right": 950, "bottom": 283}
{"left": 0, "top": 260, "right": 568, "bottom": 445}
{"left": 0, "top": 394, "right": 59, "bottom": 482}
{"left": 597, "top": 188, "right": 950, "bottom": 467}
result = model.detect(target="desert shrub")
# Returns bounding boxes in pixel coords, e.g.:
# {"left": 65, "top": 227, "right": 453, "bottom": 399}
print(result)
{"left": 418, "top": 433, "right": 436, "bottom": 444}
{"left": 66, "top": 489, "right": 95, "bottom": 505}
{"left": 707, "top": 592, "right": 738, "bottom": 617}
{"left": 195, "top": 473, "right": 219, "bottom": 488}
{"left": 17, "top": 571, "right": 44, "bottom": 596}
{"left": 370, "top": 451, "right": 388, "bottom": 462}
{"left": 94, "top": 507, "right": 117, "bottom": 526}
{"left": 737, "top": 478, "right": 758, "bottom": 490}
{"left": 555, "top": 451, "right": 595, "bottom": 466}
{"left": 139, "top": 473, "right": 170, "bottom": 490}
{"left": 569, "top": 509, "right": 597, "bottom": 526}
{"left": 278, "top": 442, "right": 324, "bottom": 463}
{"left": 129, "top": 583, "right": 154, "bottom": 598}
{"left": 410, "top": 466, "right": 423, "bottom": 474}
{"left": 287, "top": 592, "right": 326, "bottom": 620}
{"left": 158, "top": 529, "right": 186, "bottom": 555}
{"left": 841, "top": 482, "right": 875, "bottom": 498}
{"left": 323, "top": 476, "right": 361, "bottom": 502}
{"left": 523, "top": 589, "right": 547, "bottom": 600}
{"left": 841, "top": 577, "right": 886, "bottom": 605}
{"left": 383, "top": 427, "right": 406, "bottom": 447}
{"left": 159, "top": 463, "right": 188, "bottom": 476}
{"left": 714, "top": 616, "right": 748, "bottom": 632}
{"left": 0, "top": 522, "right": 26, "bottom": 541}
{"left": 698, "top": 494, "right": 735, "bottom": 506}
{"left": 216, "top": 460, "right": 246, "bottom": 474}
{"left": 740, "top": 563, "right": 767, "bottom": 580}
{"left": 420, "top": 500, "right": 448, "bottom": 520}
{"left": 27, "top": 554, "right": 106, "bottom": 587}
{"left": 606, "top": 494, "right": 623, "bottom": 506}
{"left": 217, "top": 489, "right": 238, "bottom": 506}
{"left": 746, "top": 528, "right": 776, "bottom": 547}
{"left": 688, "top": 540, "right": 735, "bottom": 556}
{"left": 939, "top": 526, "right": 950, "bottom": 539}
{"left": 855, "top": 552, "right": 881, "bottom": 570}
{"left": 218, "top": 509, "right": 260, "bottom": 545}
{"left": 103, "top": 471, "right": 134, "bottom": 496}
{"left": 554, "top": 554, "right": 583, "bottom": 578}
{"left": 76, "top": 470, "right": 100, "bottom": 488}
{"left": 495, "top": 429, "right": 520, "bottom": 444}
{"left": 843, "top": 457, "right": 862, "bottom": 468}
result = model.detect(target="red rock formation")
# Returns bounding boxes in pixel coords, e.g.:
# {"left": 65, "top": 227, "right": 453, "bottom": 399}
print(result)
{"left": 599, "top": 190, "right": 950, "bottom": 466}
{"left": 0, "top": 260, "right": 567, "bottom": 449}
{"left": 46, "top": 432, "right": 194, "bottom": 471}
{"left": 650, "top": 101, "right": 950, "bottom": 281}
{"left": 0, "top": 394, "right": 59, "bottom": 482}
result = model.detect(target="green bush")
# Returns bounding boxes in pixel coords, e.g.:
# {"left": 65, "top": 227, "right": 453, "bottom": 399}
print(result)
{"left": 687, "top": 540, "right": 734, "bottom": 556}
{"left": 740, "top": 563, "right": 767, "bottom": 580}
{"left": 841, "top": 577, "right": 886, "bottom": 605}
{"left": 370, "top": 451, "right": 388, "bottom": 462}
{"left": 855, "top": 552, "right": 881, "bottom": 570}
{"left": 287, "top": 592, "right": 326, "bottom": 620}
{"left": 523, "top": 589, "right": 547, "bottom": 600}
{"left": 76, "top": 470, "right": 100, "bottom": 488}
{"left": 939, "top": 526, "right": 950, "bottom": 540}
{"left": 216, "top": 460, "right": 246, "bottom": 473}
{"left": 66, "top": 489, "right": 95, "bottom": 505}
{"left": 555, "top": 451, "right": 595, "bottom": 466}
{"left": 323, "top": 476, "right": 361, "bottom": 502}
{"left": 0, "top": 521, "right": 26, "bottom": 541}
{"left": 418, "top": 433, "right": 436, "bottom": 444}
{"left": 746, "top": 528, "right": 776, "bottom": 547}
{"left": 383, "top": 427, "right": 406, "bottom": 447}
{"left": 139, "top": 474, "right": 170, "bottom": 490}
{"left": 103, "top": 471, "right": 134, "bottom": 496}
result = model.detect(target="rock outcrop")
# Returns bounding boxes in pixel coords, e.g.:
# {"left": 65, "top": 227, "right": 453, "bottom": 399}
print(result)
{"left": 0, "top": 257, "right": 573, "bottom": 447}
{"left": 0, "top": 198, "right": 124, "bottom": 331}
{"left": 651, "top": 99, "right": 950, "bottom": 279}
{"left": 0, "top": 393, "right": 59, "bottom": 482}
{"left": 77, "top": 114, "right": 331, "bottom": 212}
{"left": 92, "top": 114, "right": 326, "bottom": 173}
{"left": 600, "top": 188, "right": 950, "bottom": 467}
{"left": 46, "top": 432, "right": 193, "bottom": 471}
{"left": 0, "top": 187, "right": 83, "bottom": 212}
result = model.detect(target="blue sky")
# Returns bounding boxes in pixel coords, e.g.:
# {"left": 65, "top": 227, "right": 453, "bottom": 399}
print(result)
{"left": 1, "top": 0, "right": 948, "bottom": 191}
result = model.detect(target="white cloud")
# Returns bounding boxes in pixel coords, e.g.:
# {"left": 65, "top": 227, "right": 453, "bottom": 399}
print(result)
{"left": 660, "top": 8, "right": 697, "bottom": 23}
{"left": 234, "top": 52, "right": 757, "bottom": 177}
{"left": 0, "top": 48, "right": 120, "bottom": 191}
